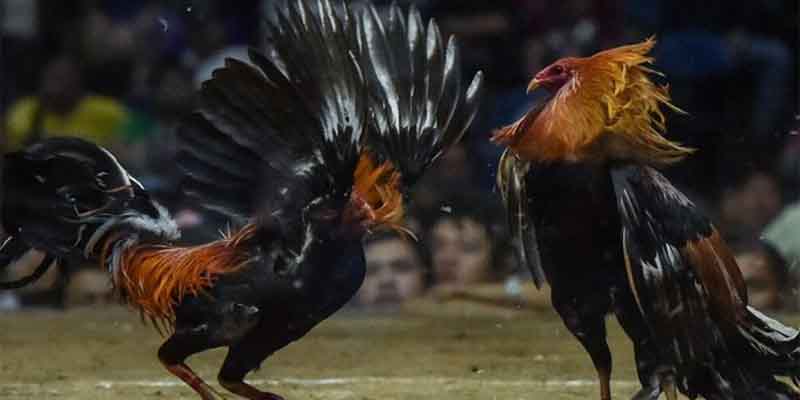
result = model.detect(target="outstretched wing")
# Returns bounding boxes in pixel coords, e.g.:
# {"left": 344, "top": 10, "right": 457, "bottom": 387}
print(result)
{"left": 496, "top": 149, "right": 546, "bottom": 288}
{"left": 177, "top": 0, "right": 367, "bottom": 226}
{"left": 356, "top": 3, "right": 483, "bottom": 188}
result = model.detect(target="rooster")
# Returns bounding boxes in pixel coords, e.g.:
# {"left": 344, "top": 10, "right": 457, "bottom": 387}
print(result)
{"left": 0, "top": 1, "right": 483, "bottom": 399}
{"left": 493, "top": 38, "right": 800, "bottom": 400}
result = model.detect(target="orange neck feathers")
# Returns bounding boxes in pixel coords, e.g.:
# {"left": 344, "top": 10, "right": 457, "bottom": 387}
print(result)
{"left": 102, "top": 224, "right": 257, "bottom": 333}
{"left": 348, "top": 152, "right": 407, "bottom": 235}
{"left": 493, "top": 37, "right": 693, "bottom": 165}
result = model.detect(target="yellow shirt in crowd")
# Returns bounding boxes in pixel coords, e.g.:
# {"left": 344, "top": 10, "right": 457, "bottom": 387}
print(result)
{"left": 4, "top": 95, "right": 129, "bottom": 150}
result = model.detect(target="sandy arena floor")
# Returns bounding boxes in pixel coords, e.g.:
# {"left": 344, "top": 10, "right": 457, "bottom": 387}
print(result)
{"left": 2, "top": 299, "right": 798, "bottom": 399}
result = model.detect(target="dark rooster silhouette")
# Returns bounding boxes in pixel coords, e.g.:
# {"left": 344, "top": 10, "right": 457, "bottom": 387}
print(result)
{"left": 493, "top": 38, "right": 800, "bottom": 400}
{"left": 0, "top": 1, "right": 483, "bottom": 399}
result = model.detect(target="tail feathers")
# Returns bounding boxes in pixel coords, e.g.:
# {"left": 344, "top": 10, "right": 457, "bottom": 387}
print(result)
{"left": 692, "top": 307, "right": 800, "bottom": 399}
{"left": 687, "top": 366, "right": 800, "bottom": 400}
{"left": 357, "top": 3, "right": 484, "bottom": 188}
{"left": 739, "top": 307, "right": 800, "bottom": 377}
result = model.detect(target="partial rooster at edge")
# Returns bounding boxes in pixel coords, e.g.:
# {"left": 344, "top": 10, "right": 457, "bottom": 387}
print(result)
{"left": 0, "top": 1, "right": 483, "bottom": 399}
{"left": 494, "top": 37, "right": 800, "bottom": 400}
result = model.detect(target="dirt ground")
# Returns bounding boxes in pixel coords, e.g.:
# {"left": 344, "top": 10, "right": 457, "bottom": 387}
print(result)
{"left": 2, "top": 300, "right": 799, "bottom": 400}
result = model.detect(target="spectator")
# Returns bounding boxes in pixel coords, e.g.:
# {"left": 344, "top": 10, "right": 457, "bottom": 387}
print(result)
{"left": 3, "top": 55, "right": 130, "bottom": 150}
{"left": 732, "top": 239, "right": 794, "bottom": 311}
{"left": 762, "top": 201, "right": 800, "bottom": 274}
{"left": 427, "top": 201, "right": 550, "bottom": 310}
{"left": 357, "top": 231, "right": 427, "bottom": 308}
{"left": 718, "top": 168, "right": 782, "bottom": 241}
{"left": 427, "top": 193, "right": 508, "bottom": 289}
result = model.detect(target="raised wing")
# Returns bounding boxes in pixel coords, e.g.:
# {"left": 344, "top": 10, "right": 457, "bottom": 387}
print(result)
{"left": 356, "top": 3, "right": 483, "bottom": 188}
{"left": 496, "top": 149, "right": 546, "bottom": 288}
{"left": 177, "top": 0, "right": 367, "bottom": 226}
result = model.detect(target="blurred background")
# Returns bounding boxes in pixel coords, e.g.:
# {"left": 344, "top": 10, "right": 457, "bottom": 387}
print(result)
{"left": 0, "top": 0, "right": 798, "bottom": 314}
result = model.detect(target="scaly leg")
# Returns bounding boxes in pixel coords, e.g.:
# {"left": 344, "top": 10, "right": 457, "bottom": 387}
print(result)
{"left": 218, "top": 333, "right": 285, "bottom": 400}
{"left": 612, "top": 286, "right": 672, "bottom": 400}
{"left": 553, "top": 290, "right": 613, "bottom": 400}
{"left": 158, "top": 334, "right": 221, "bottom": 400}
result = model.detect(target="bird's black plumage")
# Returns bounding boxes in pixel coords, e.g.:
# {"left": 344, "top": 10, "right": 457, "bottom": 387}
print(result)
{"left": 1, "top": 1, "right": 483, "bottom": 399}
{"left": 613, "top": 164, "right": 800, "bottom": 399}
{"left": 357, "top": 4, "right": 483, "bottom": 186}
{"left": 500, "top": 155, "right": 800, "bottom": 399}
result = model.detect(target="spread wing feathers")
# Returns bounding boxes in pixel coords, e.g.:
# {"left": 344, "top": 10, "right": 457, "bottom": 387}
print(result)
{"left": 357, "top": 4, "right": 483, "bottom": 187}
{"left": 178, "top": 0, "right": 368, "bottom": 223}
{"left": 612, "top": 164, "right": 800, "bottom": 396}
{"left": 496, "top": 149, "right": 545, "bottom": 288}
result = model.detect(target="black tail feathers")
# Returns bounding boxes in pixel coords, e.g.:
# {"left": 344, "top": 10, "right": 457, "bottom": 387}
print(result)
{"left": 689, "top": 308, "right": 800, "bottom": 399}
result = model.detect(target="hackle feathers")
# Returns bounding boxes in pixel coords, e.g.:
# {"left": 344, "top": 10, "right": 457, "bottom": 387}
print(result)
{"left": 493, "top": 37, "right": 693, "bottom": 165}
{"left": 349, "top": 152, "right": 406, "bottom": 235}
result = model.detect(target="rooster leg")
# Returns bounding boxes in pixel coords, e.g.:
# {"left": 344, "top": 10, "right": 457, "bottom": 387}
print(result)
{"left": 158, "top": 334, "right": 220, "bottom": 400}
{"left": 612, "top": 287, "right": 668, "bottom": 400}
{"left": 660, "top": 374, "right": 678, "bottom": 400}
{"left": 218, "top": 335, "right": 285, "bottom": 400}
{"left": 553, "top": 291, "right": 613, "bottom": 400}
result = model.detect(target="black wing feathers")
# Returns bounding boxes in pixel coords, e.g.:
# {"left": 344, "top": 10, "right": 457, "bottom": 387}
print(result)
{"left": 358, "top": 4, "right": 483, "bottom": 187}
{"left": 177, "top": 0, "right": 367, "bottom": 223}
{"left": 612, "top": 165, "right": 723, "bottom": 365}
{"left": 612, "top": 164, "right": 800, "bottom": 395}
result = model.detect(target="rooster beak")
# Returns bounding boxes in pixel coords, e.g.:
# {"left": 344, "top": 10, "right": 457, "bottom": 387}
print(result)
{"left": 526, "top": 78, "right": 542, "bottom": 94}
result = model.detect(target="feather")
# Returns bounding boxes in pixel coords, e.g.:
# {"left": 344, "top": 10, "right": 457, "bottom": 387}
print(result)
{"left": 103, "top": 224, "right": 258, "bottom": 331}
{"left": 357, "top": 3, "right": 484, "bottom": 187}
{"left": 613, "top": 164, "right": 800, "bottom": 397}
{"left": 495, "top": 37, "right": 692, "bottom": 165}
{"left": 178, "top": 0, "right": 368, "bottom": 226}
{"left": 496, "top": 149, "right": 545, "bottom": 288}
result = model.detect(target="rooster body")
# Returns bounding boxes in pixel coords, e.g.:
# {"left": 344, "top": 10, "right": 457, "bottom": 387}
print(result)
{"left": 0, "top": 1, "right": 483, "bottom": 399}
{"left": 496, "top": 38, "right": 800, "bottom": 400}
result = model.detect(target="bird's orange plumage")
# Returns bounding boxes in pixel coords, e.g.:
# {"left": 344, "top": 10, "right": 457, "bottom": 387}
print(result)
{"left": 350, "top": 152, "right": 405, "bottom": 232}
{"left": 493, "top": 37, "right": 693, "bottom": 164}
{"left": 101, "top": 225, "right": 257, "bottom": 333}
{"left": 97, "top": 153, "right": 405, "bottom": 334}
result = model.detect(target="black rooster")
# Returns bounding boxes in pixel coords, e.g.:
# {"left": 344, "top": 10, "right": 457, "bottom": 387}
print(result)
{"left": 493, "top": 38, "right": 800, "bottom": 399}
{"left": 0, "top": 1, "right": 483, "bottom": 399}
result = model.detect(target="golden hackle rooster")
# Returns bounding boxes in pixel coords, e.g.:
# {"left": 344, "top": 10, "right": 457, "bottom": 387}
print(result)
{"left": 494, "top": 38, "right": 800, "bottom": 400}
{"left": 0, "top": 1, "right": 483, "bottom": 399}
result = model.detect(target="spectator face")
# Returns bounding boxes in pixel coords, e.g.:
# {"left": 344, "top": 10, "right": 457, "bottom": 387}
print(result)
{"left": 720, "top": 172, "right": 781, "bottom": 234}
{"left": 358, "top": 237, "right": 425, "bottom": 306}
{"left": 431, "top": 217, "right": 493, "bottom": 285}
{"left": 737, "top": 249, "right": 782, "bottom": 310}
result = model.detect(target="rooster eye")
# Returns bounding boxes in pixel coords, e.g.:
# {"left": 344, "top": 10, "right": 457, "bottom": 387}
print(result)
{"left": 551, "top": 65, "right": 564, "bottom": 74}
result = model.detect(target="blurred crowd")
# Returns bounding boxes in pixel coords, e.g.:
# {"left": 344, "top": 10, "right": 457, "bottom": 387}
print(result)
{"left": 0, "top": 0, "right": 798, "bottom": 313}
